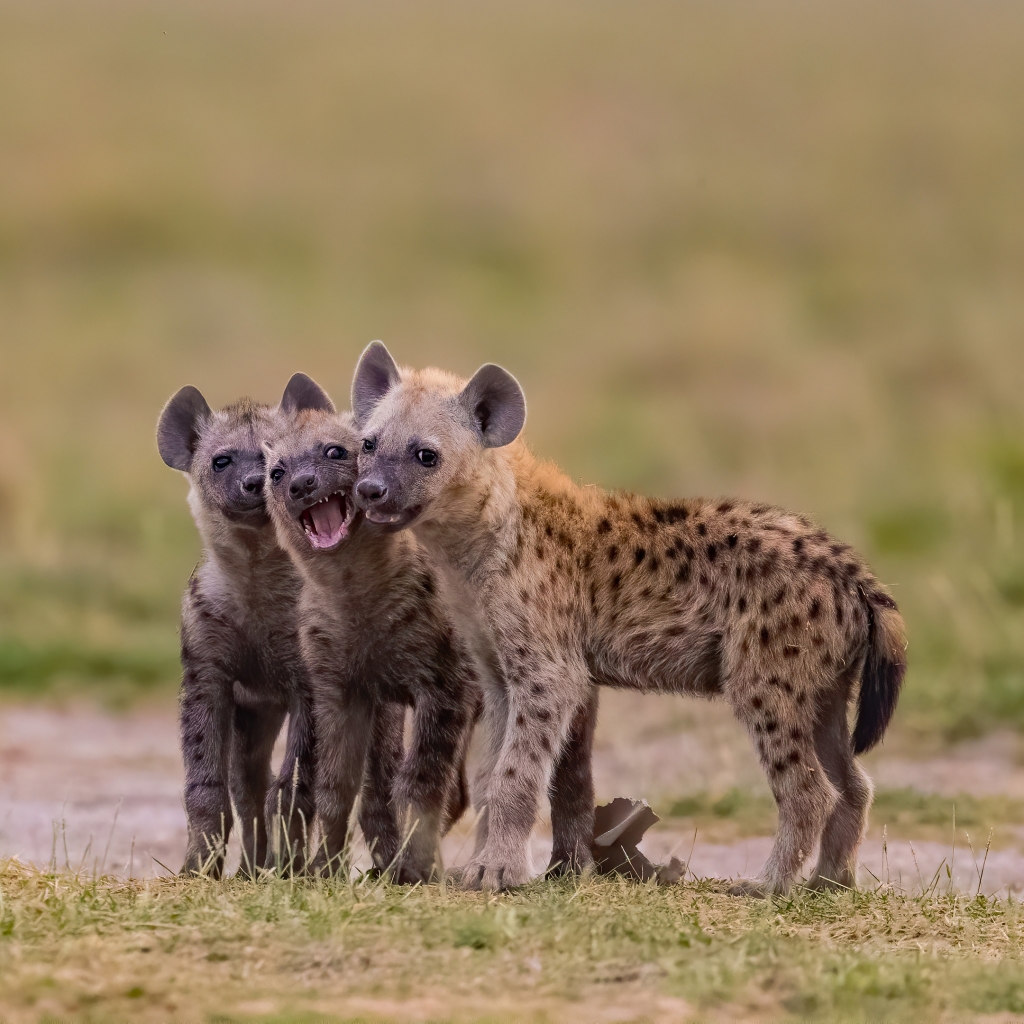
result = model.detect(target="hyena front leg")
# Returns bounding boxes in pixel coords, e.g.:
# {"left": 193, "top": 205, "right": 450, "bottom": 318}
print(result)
{"left": 264, "top": 686, "right": 317, "bottom": 874}
{"left": 358, "top": 700, "right": 405, "bottom": 874}
{"left": 230, "top": 701, "right": 286, "bottom": 878}
{"left": 547, "top": 688, "right": 598, "bottom": 876}
{"left": 392, "top": 690, "right": 476, "bottom": 884}
{"left": 467, "top": 682, "right": 510, "bottom": 859}
{"left": 310, "top": 682, "right": 374, "bottom": 877}
{"left": 179, "top": 646, "right": 234, "bottom": 878}
{"left": 462, "top": 662, "right": 589, "bottom": 891}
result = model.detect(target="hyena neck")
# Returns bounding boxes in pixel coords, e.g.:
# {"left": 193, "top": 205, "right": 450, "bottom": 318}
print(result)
{"left": 194, "top": 501, "right": 293, "bottom": 597}
{"left": 414, "top": 444, "right": 523, "bottom": 585}
{"left": 288, "top": 522, "right": 403, "bottom": 595}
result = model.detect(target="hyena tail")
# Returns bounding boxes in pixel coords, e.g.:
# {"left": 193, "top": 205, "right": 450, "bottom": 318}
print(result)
{"left": 852, "top": 588, "right": 907, "bottom": 754}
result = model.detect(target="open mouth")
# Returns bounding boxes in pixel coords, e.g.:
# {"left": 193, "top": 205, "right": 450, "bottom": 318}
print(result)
{"left": 299, "top": 493, "right": 354, "bottom": 550}
{"left": 364, "top": 506, "right": 421, "bottom": 530}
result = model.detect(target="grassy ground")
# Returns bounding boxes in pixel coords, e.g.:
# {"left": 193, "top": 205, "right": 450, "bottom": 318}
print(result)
{"left": 5, "top": 860, "right": 1024, "bottom": 1023}
{"left": 0, "top": 0, "right": 1023, "bottom": 741}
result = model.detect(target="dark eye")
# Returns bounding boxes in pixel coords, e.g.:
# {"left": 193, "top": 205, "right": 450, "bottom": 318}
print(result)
{"left": 213, "top": 455, "right": 232, "bottom": 472}
{"left": 325, "top": 445, "right": 347, "bottom": 460}
{"left": 362, "top": 439, "right": 376, "bottom": 453}
{"left": 270, "top": 467, "right": 285, "bottom": 484}
{"left": 416, "top": 449, "right": 438, "bottom": 467}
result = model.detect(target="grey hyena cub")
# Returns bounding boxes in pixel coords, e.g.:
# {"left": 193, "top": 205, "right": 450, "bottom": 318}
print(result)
{"left": 157, "top": 377, "right": 402, "bottom": 876}
{"left": 351, "top": 342, "right": 907, "bottom": 895}
{"left": 264, "top": 379, "right": 482, "bottom": 882}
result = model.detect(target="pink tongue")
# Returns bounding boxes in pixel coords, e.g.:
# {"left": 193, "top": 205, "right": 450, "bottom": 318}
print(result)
{"left": 310, "top": 495, "right": 344, "bottom": 537}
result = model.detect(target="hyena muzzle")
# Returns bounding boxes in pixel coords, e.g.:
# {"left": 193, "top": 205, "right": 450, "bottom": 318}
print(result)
{"left": 350, "top": 341, "right": 907, "bottom": 895}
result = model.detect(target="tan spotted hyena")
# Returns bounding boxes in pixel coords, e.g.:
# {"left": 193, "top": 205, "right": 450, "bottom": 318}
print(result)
{"left": 350, "top": 342, "right": 907, "bottom": 895}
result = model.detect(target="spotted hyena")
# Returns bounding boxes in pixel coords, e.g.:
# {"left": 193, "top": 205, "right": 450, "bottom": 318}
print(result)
{"left": 350, "top": 342, "right": 907, "bottom": 895}
{"left": 156, "top": 376, "right": 403, "bottom": 876}
{"left": 263, "top": 377, "right": 484, "bottom": 882}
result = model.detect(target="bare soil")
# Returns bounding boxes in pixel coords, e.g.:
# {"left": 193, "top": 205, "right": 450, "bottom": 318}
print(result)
{"left": 3, "top": 691, "right": 1022, "bottom": 893}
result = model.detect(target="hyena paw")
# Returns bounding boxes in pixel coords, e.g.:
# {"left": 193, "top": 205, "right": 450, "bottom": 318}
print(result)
{"left": 545, "top": 849, "right": 595, "bottom": 877}
{"left": 390, "top": 855, "right": 438, "bottom": 886}
{"left": 727, "top": 878, "right": 773, "bottom": 898}
{"left": 806, "top": 870, "right": 855, "bottom": 892}
{"left": 457, "top": 858, "right": 530, "bottom": 891}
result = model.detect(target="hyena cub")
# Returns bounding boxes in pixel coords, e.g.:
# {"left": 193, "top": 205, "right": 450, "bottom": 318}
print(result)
{"left": 157, "top": 377, "right": 401, "bottom": 876}
{"left": 263, "top": 376, "right": 481, "bottom": 882}
{"left": 351, "top": 342, "right": 907, "bottom": 895}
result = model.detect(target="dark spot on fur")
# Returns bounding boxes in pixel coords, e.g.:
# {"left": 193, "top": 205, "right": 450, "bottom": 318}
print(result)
{"left": 697, "top": 522, "right": 707, "bottom": 536}
{"left": 773, "top": 760, "right": 788, "bottom": 774}
{"left": 535, "top": 544, "right": 545, "bottom": 560}
{"left": 760, "top": 626, "right": 771, "bottom": 646}
{"left": 531, "top": 682, "right": 545, "bottom": 696}
{"left": 631, "top": 512, "right": 645, "bottom": 529}
{"left": 788, "top": 750, "right": 800, "bottom": 764}
{"left": 665, "top": 503, "right": 689, "bottom": 524}
{"left": 649, "top": 557, "right": 660, "bottom": 572}
{"left": 767, "top": 675, "right": 780, "bottom": 687}
{"left": 836, "top": 603, "right": 844, "bottom": 626}
{"left": 784, "top": 645, "right": 800, "bottom": 658}
{"left": 790, "top": 728, "right": 802, "bottom": 740}
{"left": 738, "top": 596, "right": 747, "bottom": 613}
{"left": 608, "top": 545, "right": 619, "bottom": 563}
{"left": 699, "top": 572, "right": 709, "bottom": 588}
{"left": 610, "top": 574, "right": 621, "bottom": 591}
{"left": 782, "top": 680, "right": 793, "bottom": 694}
{"left": 634, "top": 547, "right": 646, "bottom": 565}
{"left": 597, "top": 518, "right": 611, "bottom": 534}
{"left": 728, "top": 533, "right": 739, "bottom": 548}
{"left": 790, "top": 614, "right": 801, "bottom": 629}
{"left": 676, "top": 563, "right": 691, "bottom": 584}
{"left": 752, "top": 696, "right": 763, "bottom": 710}
{"left": 717, "top": 501, "right": 734, "bottom": 513}
{"left": 652, "top": 507, "right": 665, "bottom": 524}
{"left": 747, "top": 537, "right": 761, "bottom": 553}
{"left": 797, "top": 692, "right": 807, "bottom": 705}
{"left": 505, "top": 766, "right": 516, "bottom": 777}
{"left": 666, "top": 546, "right": 678, "bottom": 560}
{"left": 764, "top": 718, "right": 777, "bottom": 733}
{"left": 545, "top": 524, "right": 553, "bottom": 538}
{"left": 706, "top": 543, "right": 717, "bottom": 561}
{"left": 516, "top": 714, "right": 525, "bottom": 726}
{"left": 535, "top": 708, "right": 551, "bottom": 721}
{"left": 793, "top": 537, "right": 804, "bottom": 554}
{"left": 809, "top": 598, "right": 821, "bottom": 619}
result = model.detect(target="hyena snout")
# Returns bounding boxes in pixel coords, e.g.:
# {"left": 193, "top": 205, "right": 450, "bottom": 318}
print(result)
{"left": 289, "top": 472, "right": 319, "bottom": 500}
{"left": 240, "top": 471, "right": 264, "bottom": 496}
{"left": 355, "top": 477, "right": 388, "bottom": 505}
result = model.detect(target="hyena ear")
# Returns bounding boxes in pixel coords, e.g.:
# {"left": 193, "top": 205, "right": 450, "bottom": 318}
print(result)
{"left": 157, "top": 386, "right": 212, "bottom": 472}
{"left": 459, "top": 364, "right": 527, "bottom": 448}
{"left": 351, "top": 341, "right": 400, "bottom": 425}
{"left": 280, "top": 373, "right": 335, "bottom": 416}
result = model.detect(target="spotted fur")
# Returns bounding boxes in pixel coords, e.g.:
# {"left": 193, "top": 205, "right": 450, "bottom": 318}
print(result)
{"left": 352, "top": 344, "right": 907, "bottom": 894}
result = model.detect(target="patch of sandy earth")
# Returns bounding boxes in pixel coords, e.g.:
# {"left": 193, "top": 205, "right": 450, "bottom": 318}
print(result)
{"left": 3, "top": 696, "right": 1024, "bottom": 893}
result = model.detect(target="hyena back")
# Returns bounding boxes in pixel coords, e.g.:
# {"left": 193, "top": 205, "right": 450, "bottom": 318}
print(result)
{"left": 263, "top": 389, "right": 481, "bottom": 882}
{"left": 352, "top": 342, "right": 907, "bottom": 895}
{"left": 156, "top": 377, "right": 401, "bottom": 876}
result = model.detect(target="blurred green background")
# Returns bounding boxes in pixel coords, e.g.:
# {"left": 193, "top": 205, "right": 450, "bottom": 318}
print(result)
{"left": 1, "top": 0, "right": 1023, "bottom": 741}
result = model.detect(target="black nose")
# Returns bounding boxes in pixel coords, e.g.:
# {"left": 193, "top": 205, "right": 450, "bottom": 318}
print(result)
{"left": 241, "top": 473, "right": 264, "bottom": 495}
{"left": 356, "top": 478, "right": 388, "bottom": 504}
{"left": 289, "top": 474, "right": 318, "bottom": 499}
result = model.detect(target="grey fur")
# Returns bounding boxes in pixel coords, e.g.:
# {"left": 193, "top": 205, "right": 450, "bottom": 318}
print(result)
{"left": 264, "top": 402, "right": 481, "bottom": 882}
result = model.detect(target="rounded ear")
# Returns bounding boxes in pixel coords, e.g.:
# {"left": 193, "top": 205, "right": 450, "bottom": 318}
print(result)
{"left": 280, "top": 372, "right": 335, "bottom": 416}
{"left": 157, "top": 386, "right": 212, "bottom": 471}
{"left": 352, "top": 341, "right": 400, "bottom": 425}
{"left": 459, "top": 364, "right": 526, "bottom": 449}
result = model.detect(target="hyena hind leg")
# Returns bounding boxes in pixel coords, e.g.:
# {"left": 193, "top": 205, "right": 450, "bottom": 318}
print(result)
{"left": 546, "top": 689, "right": 598, "bottom": 877}
{"left": 729, "top": 678, "right": 838, "bottom": 897}
{"left": 230, "top": 702, "right": 286, "bottom": 878}
{"left": 807, "top": 693, "right": 873, "bottom": 891}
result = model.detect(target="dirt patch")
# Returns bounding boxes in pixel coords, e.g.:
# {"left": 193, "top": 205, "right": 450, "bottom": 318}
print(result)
{"left": 4, "top": 695, "right": 1024, "bottom": 892}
